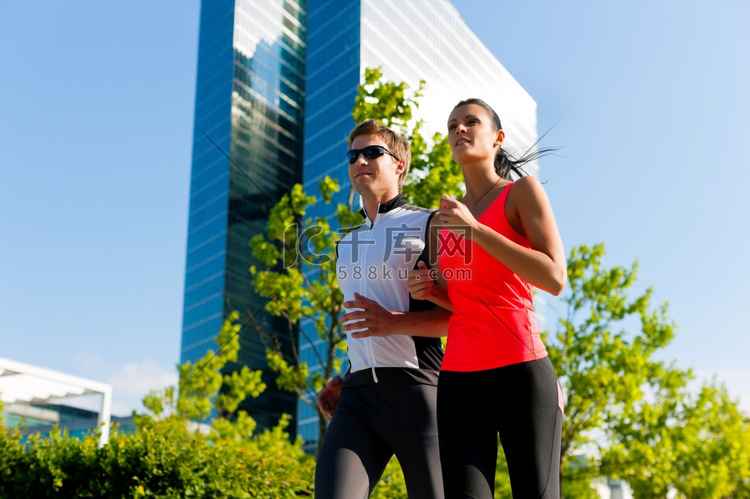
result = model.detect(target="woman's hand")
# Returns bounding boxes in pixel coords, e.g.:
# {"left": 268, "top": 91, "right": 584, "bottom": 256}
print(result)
{"left": 406, "top": 261, "right": 438, "bottom": 300}
{"left": 407, "top": 261, "right": 453, "bottom": 312}
{"left": 342, "top": 292, "right": 395, "bottom": 338}
{"left": 437, "top": 195, "right": 479, "bottom": 237}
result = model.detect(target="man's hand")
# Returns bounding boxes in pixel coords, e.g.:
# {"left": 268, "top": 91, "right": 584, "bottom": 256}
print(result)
{"left": 317, "top": 375, "right": 343, "bottom": 421}
{"left": 342, "top": 292, "right": 396, "bottom": 339}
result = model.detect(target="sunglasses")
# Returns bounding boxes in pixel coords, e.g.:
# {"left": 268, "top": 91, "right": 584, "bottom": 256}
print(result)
{"left": 345, "top": 145, "right": 399, "bottom": 164}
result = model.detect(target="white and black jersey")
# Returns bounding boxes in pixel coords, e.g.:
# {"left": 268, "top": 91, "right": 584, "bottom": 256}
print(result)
{"left": 336, "top": 194, "right": 443, "bottom": 387}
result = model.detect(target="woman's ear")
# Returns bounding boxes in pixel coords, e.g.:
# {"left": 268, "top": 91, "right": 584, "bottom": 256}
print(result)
{"left": 494, "top": 129, "right": 506, "bottom": 147}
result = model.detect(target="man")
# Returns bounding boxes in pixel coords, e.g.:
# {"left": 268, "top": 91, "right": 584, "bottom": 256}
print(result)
{"left": 314, "top": 119, "right": 448, "bottom": 499}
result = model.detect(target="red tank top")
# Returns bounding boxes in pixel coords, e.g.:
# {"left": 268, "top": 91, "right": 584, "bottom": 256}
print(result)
{"left": 438, "top": 183, "right": 547, "bottom": 371}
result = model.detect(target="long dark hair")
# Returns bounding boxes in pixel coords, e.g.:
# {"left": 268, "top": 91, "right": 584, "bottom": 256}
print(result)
{"left": 453, "top": 98, "right": 555, "bottom": 180}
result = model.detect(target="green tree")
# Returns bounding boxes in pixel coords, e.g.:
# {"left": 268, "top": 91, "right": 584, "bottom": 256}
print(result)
{"left": 601, "top": 380, "right": 750, "bottom": 498}
{"left": 249, "top": 179, "right": 358, "bottom": 448}
{"left": 130, "top": 312, "right": 315, "bottom": 497}
{"left": 547, "top": 243, "right": 686, "bottom": 494}
{"left": 142, "top": 310, "right": 266, "bottom": 433}
{"left": 249, "top": 67, "right": 462, "bottom": 450}
{"left": 0, "top": 315, "right": 315, "bottom": 498}
{"left": 354, "top": 67, "right": 464, "bottom": 209}
{"left": 547, "top": 243, "right": 750, "bottom": 497}
{"left": 672, "top": 384, "right": 750, "bottom": 498}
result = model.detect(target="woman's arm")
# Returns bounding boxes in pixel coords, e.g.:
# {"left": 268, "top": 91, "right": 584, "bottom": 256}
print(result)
{"left": 438, "top": 176, "right": 567, "bottom": 295}
{"left": 405, "top": 213, "right": 454, "bottom": 310}
{"left": 406, "top": 261, "right": 453, "bottom": 311}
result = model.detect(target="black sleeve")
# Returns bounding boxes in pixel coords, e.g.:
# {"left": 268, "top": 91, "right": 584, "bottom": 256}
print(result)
{"left": 410, "top": 212, "right": 439, "bottom": 312}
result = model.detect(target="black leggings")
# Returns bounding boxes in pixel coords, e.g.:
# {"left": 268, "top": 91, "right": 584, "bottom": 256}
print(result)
{"left": 438, "top": 357, "right": 563, "bottom": 498}
{"left": 314, "top": 382, "right": 443, "bottom": 499}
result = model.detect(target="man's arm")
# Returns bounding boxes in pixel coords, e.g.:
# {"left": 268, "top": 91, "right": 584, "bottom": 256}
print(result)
{"left": 342, "top": 292, "right": 450, "bottom": 339}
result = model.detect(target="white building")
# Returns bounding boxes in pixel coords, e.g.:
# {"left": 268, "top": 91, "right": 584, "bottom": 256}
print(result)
{"left": 0, "top": 357, "right": 112, "bottom": 447}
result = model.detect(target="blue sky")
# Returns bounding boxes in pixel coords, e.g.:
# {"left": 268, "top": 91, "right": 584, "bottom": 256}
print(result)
{"left": 1, "top": 1, "right": 748, "bottom": 416}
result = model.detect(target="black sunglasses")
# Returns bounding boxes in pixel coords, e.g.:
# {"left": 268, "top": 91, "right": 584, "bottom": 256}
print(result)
{"left": 345, "top": 145, "right": 399, "bottom": 164}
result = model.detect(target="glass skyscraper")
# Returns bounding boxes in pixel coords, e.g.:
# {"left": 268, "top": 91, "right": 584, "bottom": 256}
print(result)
{"left": 181, "top": 0, "right": 539, "bottom": 446}
{"left": 181, "top": 0, "right": 306, "bottom": 431}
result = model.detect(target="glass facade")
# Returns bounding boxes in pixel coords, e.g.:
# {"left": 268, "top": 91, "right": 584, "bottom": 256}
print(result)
{"left": 2, "top": 403, "right": 137, "bottom": 441}
{"left": 181, "top": 0, "right": 307, "bottom": 433}
{"left": 183, "top": 0, "right": 538, "bottom": 448}
{"left": 295, "top": 0, "right": 362, "bottom": 448}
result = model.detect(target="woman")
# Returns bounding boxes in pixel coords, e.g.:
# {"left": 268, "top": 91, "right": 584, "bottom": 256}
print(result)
{"left": 407, "top": 98, "right": 566, "bottom": 498}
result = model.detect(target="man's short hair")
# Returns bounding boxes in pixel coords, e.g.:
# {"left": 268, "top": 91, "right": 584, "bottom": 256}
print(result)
{"left": 348, "top": 119, "right": 411, "bottom": 191}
